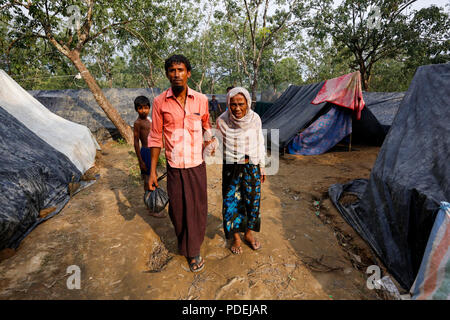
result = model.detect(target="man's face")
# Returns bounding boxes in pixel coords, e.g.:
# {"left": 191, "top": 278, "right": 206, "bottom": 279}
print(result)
{"left": 166, "top": 62, "right": 190, "bottom": 89}
{"left": 137, "top": 104, "right": 150, "bottom": 119}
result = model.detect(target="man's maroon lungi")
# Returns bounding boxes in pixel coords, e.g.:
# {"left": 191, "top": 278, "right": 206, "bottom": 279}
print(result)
{"left": 166, "top": 161, "right": 208, "bottom": 258}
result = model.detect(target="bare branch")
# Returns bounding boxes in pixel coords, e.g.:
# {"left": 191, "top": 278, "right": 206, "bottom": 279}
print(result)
{"left": 84, "top": 19, "right": 135, "bottom": 46}
{"left": 243, "top": 0, "right": 256, "bottom": 52}
{"left": 78, "top": 0, "right": 94, "bottom": 47}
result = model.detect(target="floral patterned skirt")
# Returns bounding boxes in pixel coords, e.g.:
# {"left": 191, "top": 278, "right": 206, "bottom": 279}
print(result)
{"left": 222, "top": 162, "right": 261, "bottom": 239}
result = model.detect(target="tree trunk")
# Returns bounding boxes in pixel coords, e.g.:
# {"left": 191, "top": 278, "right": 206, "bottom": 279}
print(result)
{"left": 363, "top": 77, "right": 369, "bottom": 91}
{"left": 69, "top": 50, "right": 133, "bottom": 144}
{"left": 359, "top": 62, "right": 369, "bottom": 91}
{"left": 251, "top": 76, "right": 258, "bottom": 109}
{"left": 210, "top": 78, "right": 215, "bottom": 94}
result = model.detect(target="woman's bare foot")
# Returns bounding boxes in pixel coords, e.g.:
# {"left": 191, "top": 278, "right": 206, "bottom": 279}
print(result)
{"left": 244, "top": 230, "right": 261, "bottom": 250}
{"left": 230, "top": 233, "right": 243, "bottom": 254}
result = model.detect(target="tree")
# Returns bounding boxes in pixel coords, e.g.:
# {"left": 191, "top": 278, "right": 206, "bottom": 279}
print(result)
{"left": 297, "top": 38, "right": 352, "bottom": 84}
{"left": 260, "top": 56, "right": 303, "bottom": 93}
{"left": 403, "top": 5, "right": 450, "bottom": 71}
{"left": 305, "top": 0, "right": 449, "bottom": 91}
{"left": 221, "top": 0, "right": 308, "bottom": 106}
{"left": 0, "top": 0, "right": 165, "bottom": 144}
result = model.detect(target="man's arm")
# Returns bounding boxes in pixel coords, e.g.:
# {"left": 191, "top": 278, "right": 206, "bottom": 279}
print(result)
{"left": 148, "top": 147, "right": 161, "bottom": 190}
{"left": 202, "top": 98, "right": 213, "bottom": 141}
{"left": 148, "top": 99, "right": 164, "bottom": 191}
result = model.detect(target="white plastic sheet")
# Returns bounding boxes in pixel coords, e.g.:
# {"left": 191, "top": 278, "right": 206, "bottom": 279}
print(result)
{"left": 0, "top": 70, "right": 99, "bottom": 173}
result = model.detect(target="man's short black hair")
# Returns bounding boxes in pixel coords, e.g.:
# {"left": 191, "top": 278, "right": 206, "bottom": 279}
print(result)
{"left": 226, "top": 86, "right": 235, "bottom": 92}
{"left": 134, "top": 95, "right": 150, "bottom": 111}
{"left": 164, "top": 54, "right": 192, "bottom": 73}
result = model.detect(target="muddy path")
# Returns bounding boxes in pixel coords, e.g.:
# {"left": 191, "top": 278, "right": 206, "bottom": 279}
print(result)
{"left": 0, "top": 140, "right": 383, "bottom": 300}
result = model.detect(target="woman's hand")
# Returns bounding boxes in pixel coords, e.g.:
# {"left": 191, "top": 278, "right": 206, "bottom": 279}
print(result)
{"left": 204, "top": 137, "right": 218, "bottom": 156}
{"left": 260, "top": 167, "right": 266, "bottom": 183}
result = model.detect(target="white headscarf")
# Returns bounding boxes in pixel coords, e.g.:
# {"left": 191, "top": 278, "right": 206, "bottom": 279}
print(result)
{"left": 216, "top": 87, "right": 266, "bottom": 166}
{"left": 224, "top": 87, "right": 257, "bottom": 130}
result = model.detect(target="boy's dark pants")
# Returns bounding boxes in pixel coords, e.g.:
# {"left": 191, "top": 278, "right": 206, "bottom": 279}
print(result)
{"left": 166, "top": 161, "right": 208, "bottom": 258}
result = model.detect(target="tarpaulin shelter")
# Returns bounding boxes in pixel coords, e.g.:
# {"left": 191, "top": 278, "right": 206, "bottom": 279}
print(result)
{"left": 254, "top": 101, "right": 273, "bottom": 118}
{"left": 30, "top": 87, "right": 161, "bottom": 136}
{"left": 410, "top": 202, "right": 449, "bottom": 300}
{"left": 328, "top": 63, "right": 450, "bottom": 291}
{"left": 352, "top": 91, "right": 405, "bottom": 146}
{"left": 0, "top": 70, "right": 99, "bottom": 250}
{"left": 262, "top": 71, "right": 405, "bottom": 154}
{"left": 262, "top": 72, "right": 365, "bottom": 155}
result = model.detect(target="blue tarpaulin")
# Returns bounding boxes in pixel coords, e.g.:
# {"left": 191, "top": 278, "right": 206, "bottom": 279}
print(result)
{"left": 287, "top": 106, "right": 352, "bottom": 155}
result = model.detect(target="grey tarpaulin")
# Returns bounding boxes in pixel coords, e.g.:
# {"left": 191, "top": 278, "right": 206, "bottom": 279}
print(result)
{"left": 29, "top": 87, "right": 161, "bottom": 134}
{"left": 0, "top": 106, "right": 81, "bottom": 250}
{"left": 363, "top": 92, "right": 405, "bottom": 127}
{"left": 328, "top": 63, "right": 450, "bottom": 289}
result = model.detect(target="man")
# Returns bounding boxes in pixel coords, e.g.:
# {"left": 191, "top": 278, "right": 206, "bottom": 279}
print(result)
{"left": 148, "top": 54, "right": 215, "bottom": 272}
{"left": 209, "top": 95, "right": 221, "bottom": 123}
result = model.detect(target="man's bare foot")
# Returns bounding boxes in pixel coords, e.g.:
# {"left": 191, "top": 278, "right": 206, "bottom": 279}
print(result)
{"left": 230, "top": 234, "right": 243, "bottom": 254}
{"left": 148, "top": 210, "right": 165, "bottom": 218}
{"left": 244, "top": 231, "right": 261, "bottom": 250}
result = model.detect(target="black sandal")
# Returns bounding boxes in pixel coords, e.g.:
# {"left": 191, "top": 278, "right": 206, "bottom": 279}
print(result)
{"left": 188, "top": 255, "right": 205, "bottom": 273}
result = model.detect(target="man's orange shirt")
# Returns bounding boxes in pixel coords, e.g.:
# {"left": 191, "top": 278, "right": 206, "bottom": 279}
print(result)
{"left": 149, "top": 87, "right": 212, "bottom": 168}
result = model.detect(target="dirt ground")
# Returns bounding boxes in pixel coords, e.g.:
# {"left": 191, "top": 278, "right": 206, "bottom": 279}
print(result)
{"left": 0, "top": 139, "right": 388, "bottom": 300}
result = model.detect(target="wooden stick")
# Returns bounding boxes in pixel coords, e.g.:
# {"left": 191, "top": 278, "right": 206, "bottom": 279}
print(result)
{"left": 349, "top": 133, "right": 352, "bottom": 152}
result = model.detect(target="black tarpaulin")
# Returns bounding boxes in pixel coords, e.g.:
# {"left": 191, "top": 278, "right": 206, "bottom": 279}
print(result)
{"left": 0, "top": 106, "right": 81, "bottom": 249}
{"left": 363, "top": 91, "right": 405, "bottom": 126}
{"left": 328, "top": 63, "right": 450, "bottom": 289}
{"left": 261, "top": 82, "right": 326, "bottom": 149}
{"left": 352, "top": 92, "right": 405, "bottom": 145}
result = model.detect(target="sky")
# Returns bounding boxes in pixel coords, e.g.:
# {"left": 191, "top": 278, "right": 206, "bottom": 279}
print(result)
{"left": 412, "top": 0, "right": 449, "bottom": 10}
{"left": 330, "top": 0, "right": 450, "bottom": 11}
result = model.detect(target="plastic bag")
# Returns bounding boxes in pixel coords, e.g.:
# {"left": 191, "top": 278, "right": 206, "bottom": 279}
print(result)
{"left": 144, "top": 188, "right": 169, "bottom": 213}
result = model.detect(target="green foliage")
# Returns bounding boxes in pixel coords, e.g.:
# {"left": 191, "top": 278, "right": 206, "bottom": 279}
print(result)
{"left": 116, "top": 137, "right": 127, "bottom": 145}
{"left": 303, "top": 0, "right": 450, "bottom": 90}
{"left": 157, "top": 154, "right": 166, "bottom": 167}
{"left": 128, "top": 164, "right": 142, "bottom": 186}
{"left": 1, "top": 0, "right": 448, "bottom": 95}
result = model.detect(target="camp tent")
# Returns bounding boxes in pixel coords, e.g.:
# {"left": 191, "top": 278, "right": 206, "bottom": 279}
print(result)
{"left": 262, "top": 72, "right": 405, "bottom": 155}
{"left": 352, "top": 91, "right": 405, "bottom": 146}
{"left": 328, "top": 63, "right": 450, "bottom": 293}
{"left": 262, "top": 72, "right": 367, "bottom": 155}
{"left": 254, "top": 101, "right": 273, "bottom": 117}
{"left": 0, "top": 70, "right": 99, "bottom": 250}
{"left": 410, "top": 202, "right": 449, "bottom": 300}
{"left": 30, "top": 87, "right": 161, "bottom": 136}
{"left": 361, "top": 91, "right": 405, "bottom": 130}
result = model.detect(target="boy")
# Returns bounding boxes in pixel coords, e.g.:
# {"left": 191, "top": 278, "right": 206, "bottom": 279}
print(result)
{"left": 133, "top": 95, "right": 165, "bottom": 218}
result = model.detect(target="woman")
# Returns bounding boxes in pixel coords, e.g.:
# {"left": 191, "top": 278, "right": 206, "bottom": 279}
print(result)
{"left": 216, "top": 87, "right": 266, "bottom": 254}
